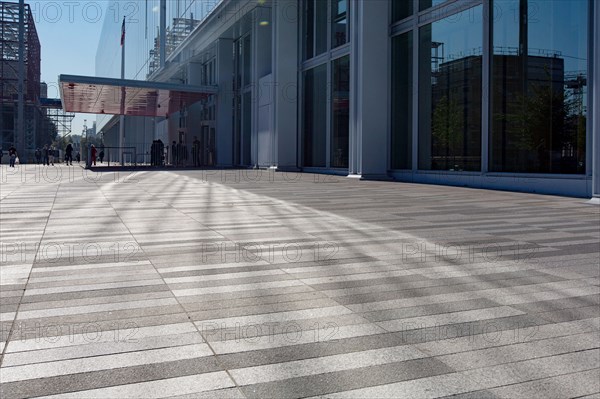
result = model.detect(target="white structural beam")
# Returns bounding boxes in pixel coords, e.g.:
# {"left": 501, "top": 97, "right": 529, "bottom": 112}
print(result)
{"left": 350, "top": 0, "right": 389, "bottom": 178}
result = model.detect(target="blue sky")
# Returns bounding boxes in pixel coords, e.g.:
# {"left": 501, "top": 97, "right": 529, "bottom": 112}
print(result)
{"left": 25, "top": 0, "right": 106, "bottom": 136}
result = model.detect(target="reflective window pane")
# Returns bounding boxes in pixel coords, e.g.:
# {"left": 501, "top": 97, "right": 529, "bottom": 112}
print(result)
{"left": 332, "top": 56, "right": 350, "bottom": 168}
{"left": 490, "top": 0, "right": 588, "bottom": 174}
{"left": 419, "top": 0, "right": 448, "bottom": 12}
{"left": 304, "top": 0, "right": 328, "bottom": 60}
{"left": 391, "top": 31, "right": 413, "bottom": 169}
{"left": 304, "top": 64, "right": 327, "bottom": 167}
{"left": 393, "top": 0, "right": 413, "bottom": 21}
{"left": 418, "top": 6, "right": 483, "bottom": 171}
{"left": 332, "top": 0, "right": 348, "bottom": 48}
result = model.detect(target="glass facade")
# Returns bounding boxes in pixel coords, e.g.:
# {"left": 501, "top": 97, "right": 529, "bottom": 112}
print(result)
{"left": 418, "top": 5, "right": 483, "bottom": 171}
{"left": 331, "top": 55, "right": 350, "bottom": 168}
{"left": 392, "top": 0, "right": 413, "bottom": 22}
{"left": 490, "top": 0, "right": 589, "bottom": 174}
{"left": 391, "top": 0, "right": 591, "bottom": 178}
{"left": 303, "top": 64, "right": 327, "bottom": 167}
{"left": 304, "top": 0, "right": 328, "bottom": 60}
{"left": 419, "top": 0, "right": 449, "bottom": 12}
{"left": 96, "top": 0, "right": 222, "bottom": 130}
{"left": 302, "top": 0, "right": 351, "bottom": 168}
{"left": 331, "top": 0, "right": 349, "bottom": 48}
{"left": 391, "top": 31, "right": 413, "bottom": 169}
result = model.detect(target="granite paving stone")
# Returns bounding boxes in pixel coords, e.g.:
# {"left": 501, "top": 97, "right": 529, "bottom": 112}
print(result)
{"left": 1, "top": 168, "right": 598, "bottom": 398}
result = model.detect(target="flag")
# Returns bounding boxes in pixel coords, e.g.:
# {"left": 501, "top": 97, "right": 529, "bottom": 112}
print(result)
{"left": 120, "top": 17, "right": 125, "bottom": 46}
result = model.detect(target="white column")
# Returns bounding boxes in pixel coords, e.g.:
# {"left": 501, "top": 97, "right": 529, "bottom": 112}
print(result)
{"left": 592, "top": 2, "right": 600, "bottom": 200}
{"left": 271, "top": 0, "right": 299, "bottom": 170}
{"left": 216, "top": 38, "right": 234, "bottom": 166}
{"left": 350, "top": 0, "right": 390, "bottom": 178}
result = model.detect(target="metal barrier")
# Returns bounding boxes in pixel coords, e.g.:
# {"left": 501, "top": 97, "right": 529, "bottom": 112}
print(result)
{"left": 86, "top": 146, "right": 137, "bottom": 168}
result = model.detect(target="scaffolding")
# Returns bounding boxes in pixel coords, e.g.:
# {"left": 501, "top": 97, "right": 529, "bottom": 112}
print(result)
{"left": 0, "top": 1, "right": 40, "bottom": 159}
{"left": 148, "top": 17, "right": 201, "bottom": 78}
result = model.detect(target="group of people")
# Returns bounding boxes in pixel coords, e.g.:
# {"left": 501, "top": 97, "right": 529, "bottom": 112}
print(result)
{"left": 34, "top": 145, "right": 58, "bottom": 166}
{"left": 33, "top": 144, "right": 81, "bottom": 166}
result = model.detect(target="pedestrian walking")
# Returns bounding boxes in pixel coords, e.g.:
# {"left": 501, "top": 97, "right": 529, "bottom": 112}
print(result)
{"left": 90, "top": 144, "right": 97, "bottom": 166}
{"left": 49, "top": 146, "right": 55, "bottom": 166}
{"left": 8, "top": 145, "right": 17, "bottom": 168}
{"left": 99, "top": 149, "right": 105, "bottom": 163}
{"left": 42, "top": 144, "right": 50, "bottom": 166}
{"left": 35, "top": 148, "right": 42, "bottom": 164}
{"left": 65, "top": 143, "right": 73, "bottom": 165}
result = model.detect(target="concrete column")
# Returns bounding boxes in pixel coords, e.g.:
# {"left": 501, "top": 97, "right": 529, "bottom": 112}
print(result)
{"left": 592, "top": 2, "right": 600, "bottom": 200}
{"left": 271, "top": 0, "right": 299, "bottom": 170}
{"left": 216, "top": 38, "right": 234, "bottom": 166}
{"left": 350, "top": 0, "right": 389, "bottom": 178}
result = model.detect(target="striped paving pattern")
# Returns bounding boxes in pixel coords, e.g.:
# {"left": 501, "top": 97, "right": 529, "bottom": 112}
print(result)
{"left": 0, "top": 166, "right": 598, "bottom": 398}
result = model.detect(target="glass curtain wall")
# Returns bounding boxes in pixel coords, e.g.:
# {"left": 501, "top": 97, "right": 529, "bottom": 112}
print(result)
{"left": 392, "top": 0, "right": 413, "bottom": 22}
{"left": 95, "top": 0, "right": 223, "bottom": 130}
{"left": 490, "top": 0, "right": 589, "bottom": 174}
{"left": 302, "top": 0, "right": 350, "bottom": 169}
{"left": 391, "top": 31, "right": 413, "bottom": 169}
{"left": 391, "top": 0, "right": 590, "bottom": 176}
{"left": 304, "top": 0, "right": 328, "bottom": 60}
{"left": 331, "top": 0, "right": 349, "bottom": 48}
{"left": 303, "top": 65, "right": 327, "bottom": 167}
{"left": 233, "top": 33, "right": 252, "bottom": 166}
{"left": 418, "top": 5, "right": 483, "bottom": 171}
{"left": 331, "top": 56, "right": 350, "bottom": 168}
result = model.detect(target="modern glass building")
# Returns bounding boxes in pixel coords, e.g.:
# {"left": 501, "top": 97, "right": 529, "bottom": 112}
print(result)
{"left": 84, "top": 0, "right": 599, "bottom": 198}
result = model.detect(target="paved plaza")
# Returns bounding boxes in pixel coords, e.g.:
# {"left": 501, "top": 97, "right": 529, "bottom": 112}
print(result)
{"left": 0, "top": 166, "right": 599, "bottom": 398}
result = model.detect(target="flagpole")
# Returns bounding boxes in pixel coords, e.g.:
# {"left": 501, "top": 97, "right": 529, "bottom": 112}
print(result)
{"left": 119, "top": 17, "right": 125, "bottom": 165}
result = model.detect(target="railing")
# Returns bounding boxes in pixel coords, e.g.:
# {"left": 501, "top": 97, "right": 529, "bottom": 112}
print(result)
{"left": 86, "top": 146, "right": 137, "bottom": 168}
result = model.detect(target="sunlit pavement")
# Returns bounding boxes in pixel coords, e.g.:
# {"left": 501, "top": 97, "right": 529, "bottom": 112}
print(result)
{"left": 0, "top": 165, "right": 599, "bottom": 398}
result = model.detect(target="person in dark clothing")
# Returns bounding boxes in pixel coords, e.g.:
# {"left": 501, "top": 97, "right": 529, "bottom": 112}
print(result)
{"left": 171, "top": 141, "right": 177, "bottom": 166}
{"left": 42, "top": 144, "right": 50, "bottom": 166}
{"left": 8, "top": 145, "right": 17, "bottom": 167}
{"left": 157, "top": 139, "right": 164, "bottom": 166}
{"left": 192, "top": 136, "right": 201, "bottom": 167}
{"left": 35, "top": 148, "right": 42, "bottom": 164}
{"left": 99, "top": 150, "right": 105, "bottom": 163}
{"left": 65, "top": 143, "right": 73, "bottom": 166}
{"left": 90, "top": 145, "right": 97, "bottom": 166}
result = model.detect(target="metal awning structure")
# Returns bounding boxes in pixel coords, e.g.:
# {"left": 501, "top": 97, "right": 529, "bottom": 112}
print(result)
{"left": 59, "top": 74, "right": 217, "bottom": 117}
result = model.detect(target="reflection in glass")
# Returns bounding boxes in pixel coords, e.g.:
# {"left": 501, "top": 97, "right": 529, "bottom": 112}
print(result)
{"left": 491, "top": 0, "right": 588, "bottom": 174}
{"left": 304, "top": 0, "right": 328, "bottom": 60}
{"left": 418, "top": 6, "right": 482, "bottom": 171}
{"left": 243, "top": 91, "right": 252, "bottom": 165}
{"left": 419, "top": 0, "right": 448, "bottom": 12}
{"left": 304, "top": 65, "right": 327, "bottom": 167}
{"left": 332, "top": 0, "right": 348, "bottom": 48}
{"left": 243, "top": 34, "right": 252, "bottom": 88}
{"left": 391, "top": 31, "right": 412, "bottom": 169}
{"left": 393, "top": 0, "right": 413, "bottom": 21}
{"left": 332, "top": 56, "right": 350, "bottom": 168}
